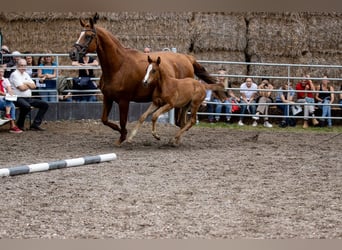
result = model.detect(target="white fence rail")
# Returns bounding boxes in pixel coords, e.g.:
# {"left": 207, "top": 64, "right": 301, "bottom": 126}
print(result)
{"left": 2, "top": 53, "right": 342, "bottom": 123}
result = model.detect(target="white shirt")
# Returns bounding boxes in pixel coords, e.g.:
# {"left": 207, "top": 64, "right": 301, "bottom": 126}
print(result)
{"left": 240, "top": 82, "right": 258, "bottom": 100}
{"left": 9, "top": 69, "right": 35, "bottom": 97}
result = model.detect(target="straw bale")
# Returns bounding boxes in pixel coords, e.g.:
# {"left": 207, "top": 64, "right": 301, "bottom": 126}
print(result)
{"left": 98, "top": 12, "right": 193, "bottom": 52}
{"left": 246, "top": 12, "right": 308, "bottom": 58}
{"left": 306, "top": 13, "right": 342, "bottom": 53}
{"left": 190, "top": 12, "right": 247, "bottom": 52}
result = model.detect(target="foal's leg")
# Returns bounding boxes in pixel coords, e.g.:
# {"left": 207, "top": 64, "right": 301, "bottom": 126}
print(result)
{"left": 127, "top": 103, "right": 158, "bottom": 143}
{"left": 151, "top": 104, "right": 173, "bottom": 140}
{"left": 171, "top": 103, "right": 199, "bottom": 145}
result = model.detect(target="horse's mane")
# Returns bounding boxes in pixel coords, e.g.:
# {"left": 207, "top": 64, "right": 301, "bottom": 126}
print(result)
{"left": 96, "top": 26, "right": 138, "bottom": 52}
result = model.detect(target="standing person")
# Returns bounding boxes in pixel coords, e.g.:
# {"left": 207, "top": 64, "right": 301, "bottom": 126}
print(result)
{"left": 276, "top": 82, "right": 297, "bottom": 128}
{"left": 295, "top": 74, "right": 319, "bottom": 128}
{"left": 208, "top": 69, "right": 239, "bottom": 124}
{"left": 252, "top": 78, "right": 273, "bottom": 128}
{"left": 71, "top": 54, "right": 99, "bottom": 102}
{"left": 24, "top": 52, "right": 38, "bottom": 78}
{"left": 238, "top": 77, "right": 258, "bottom": 126}
{"left": 315, "top": 75, "right": 334, "bottom": 127}
{"left": 9, "top": 58, "right": 49, "bottom": 131}
{"left": 37, "top": 51, "right": 58, "bottom": 102}
{"left": 0, "top": 66, "right": 23, "bottom": 133}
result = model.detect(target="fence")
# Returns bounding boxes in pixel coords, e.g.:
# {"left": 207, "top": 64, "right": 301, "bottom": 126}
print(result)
{"left": 2, "top": 53, "right": 342, "bottom": 123}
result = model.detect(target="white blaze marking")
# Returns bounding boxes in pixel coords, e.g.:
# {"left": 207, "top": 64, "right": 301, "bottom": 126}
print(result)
{"left": 143, "top": 64, "right": 153, "bottom": 83}
{"left": 76, "top": 31, "right": 86, "bottom": 45}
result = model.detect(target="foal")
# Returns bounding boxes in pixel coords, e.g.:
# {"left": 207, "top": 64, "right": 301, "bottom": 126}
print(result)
{"left": 127, "top": 56, "right": 224, "bottom": 145}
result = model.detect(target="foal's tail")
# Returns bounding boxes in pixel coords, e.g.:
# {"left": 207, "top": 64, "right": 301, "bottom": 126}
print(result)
{"left": 205, "top": 83, "right": 225, "bottom": 91}
{"left": 189, "top": 55, "right": 217, "bottom": 84}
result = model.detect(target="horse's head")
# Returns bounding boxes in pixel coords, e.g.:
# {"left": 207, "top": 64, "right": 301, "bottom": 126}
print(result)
{"left": 142, "top": 55, "right": 161, "bottom": 87}
{"left": 69, "top": 13, "right": 99, "bottom": 61}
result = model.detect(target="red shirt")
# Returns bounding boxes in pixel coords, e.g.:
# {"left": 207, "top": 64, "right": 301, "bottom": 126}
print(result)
{"left": 296, "top": 81, "right": 314, "bottom": 99}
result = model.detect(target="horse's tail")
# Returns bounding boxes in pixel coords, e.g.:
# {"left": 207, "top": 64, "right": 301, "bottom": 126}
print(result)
{"left": 205, "top": 83, "right": 225, "bottom": 91}
{"left": 189, "top": 55, "right": 217, "bottom": 84}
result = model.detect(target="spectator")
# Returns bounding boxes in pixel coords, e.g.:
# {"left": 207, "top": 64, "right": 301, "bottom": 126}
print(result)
{"left": 295, "top": 74, "right": 319, "bottom": 128}
{"left": 0, "top": 66, "right": 23, "bottom": 133}
{"left": 275, "top": 82, "right": 297, "bottom": 128}
{"left": 252, "top": 78, "right": 273, "bottom": 128}
{"left": 315, "top": 75, "right": 334, "bottom": 127}
{"left": 71, "top": 54, "right": 98, "bottom": 102}
{"left": 37, "top": 51, "right": 58, "bottom": 102}
{"left": 238, "top": 77, "right": 258, "bottom": 126}
{"left": 143, "top": 47, "right": 151, "bottom": 53}
{"left": 208, "top": 69, "right": 239, "bottom": 124}
{"left": 12, "top": 51, "right": 23, "bottom": 66}
{"left": 23, "top": 52, "right": 38, "bottom": 78}
{"left": 1, "top": 45, "right": 16, "bottom": 78}
{"left": 9, "top": 58, "right": 49, "bottom": 131}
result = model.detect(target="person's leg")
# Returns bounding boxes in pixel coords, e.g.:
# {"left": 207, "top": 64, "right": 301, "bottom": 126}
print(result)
{"left": 28, "top": 99, "right": 49, "bottom": 128}
{"left": 239, "top": 100, "right": 247, "bottom": 124}
{"left": 325, "top": 100, "right": 332, "bottom": 127}
{"left": 215, "top": 100, "right": 223, "bottom": 121}
{"left": 14, "top": 98, "right": 32, "bottom": 129}
{"left": 224, "top": 100, "right": 232, "bottom": 121}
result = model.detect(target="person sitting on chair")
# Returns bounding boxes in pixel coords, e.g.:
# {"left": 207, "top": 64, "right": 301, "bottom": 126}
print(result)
{"left": 9, "top": 58, "right": 49, "bottom": 131}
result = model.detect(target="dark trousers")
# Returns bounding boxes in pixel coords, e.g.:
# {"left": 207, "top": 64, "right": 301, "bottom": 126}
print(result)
{"left": 15, "top": 97, "right": 49, "bottom": 128}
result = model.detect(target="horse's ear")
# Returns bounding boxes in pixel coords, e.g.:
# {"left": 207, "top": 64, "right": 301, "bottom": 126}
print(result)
{"left": 157, "top": 56, "right": 161, "bottom": 65}
{"left": 147, "top": 55, "right": 152, "bottom": 64}
{"left": 93, "top": 12, "right": 99, "bottom": 24}
{"left": 89, "top": 18, "right": 94, "bottom": 29}
{"left": 79, "top": 18, "right": 86, "bottom": 27}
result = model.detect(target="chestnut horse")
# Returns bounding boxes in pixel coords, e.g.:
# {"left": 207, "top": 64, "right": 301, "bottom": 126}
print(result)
{"left": 69, "top": 13, "right": 216, "bottom": 145}
{"left": 127, "top": 56, "right": 224, "bottom": 145}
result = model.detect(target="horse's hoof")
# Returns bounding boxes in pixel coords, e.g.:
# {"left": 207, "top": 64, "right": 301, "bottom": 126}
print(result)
{"left": 114, "top": 139, "right": 122, "bottom": 147}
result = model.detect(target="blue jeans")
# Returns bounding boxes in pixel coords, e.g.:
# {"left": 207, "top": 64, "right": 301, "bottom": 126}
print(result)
{"left": 39, "top": 80, "right": 57, "bottom": 102}
{"left": 318, "top": 98, "right": 332, "bottom": 126}
{"left": 239, "top": 99, "right": 256, "bottom": 121}
{"left": 276, "top": 101, "right": 296, "bottom": 126}
{"left": 208, "top": 98, "right": 232, "bottom": 121}
{"left": 0, "top": 99, "right": 16, "bottom": 120}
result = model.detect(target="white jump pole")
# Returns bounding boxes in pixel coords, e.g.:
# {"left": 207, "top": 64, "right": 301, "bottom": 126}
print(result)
{"left": 0, "top": 153, "right": 117, "bottom": 177}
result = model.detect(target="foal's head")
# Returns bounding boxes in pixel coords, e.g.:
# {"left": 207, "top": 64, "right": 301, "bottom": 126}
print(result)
{"left": 142, "top": 56, "right": 161, "bottom": 87}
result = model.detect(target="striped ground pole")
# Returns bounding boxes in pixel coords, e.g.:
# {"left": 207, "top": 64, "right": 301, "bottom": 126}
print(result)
{"left": 0, "top": 153, "right": 117, "bottom": 177}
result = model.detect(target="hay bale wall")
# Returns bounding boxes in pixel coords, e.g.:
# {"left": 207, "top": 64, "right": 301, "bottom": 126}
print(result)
{"left": 0, "top": 12, "right": 341, "bottom": 90}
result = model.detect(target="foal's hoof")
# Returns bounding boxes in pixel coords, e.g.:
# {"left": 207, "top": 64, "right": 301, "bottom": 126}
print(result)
{"left": 152, "top": 133, "right": 161, "bottom": 140}
{"left": 168, "top": 138, "right": 180, "bottom": 147}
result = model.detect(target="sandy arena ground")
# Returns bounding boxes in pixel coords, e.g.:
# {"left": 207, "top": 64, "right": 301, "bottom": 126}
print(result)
{"left": 0, "top": 120, "right": 341, "bottom": 239}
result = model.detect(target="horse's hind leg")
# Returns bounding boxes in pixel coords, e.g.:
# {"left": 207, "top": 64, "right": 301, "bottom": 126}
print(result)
{"left": 127, "top": 103, "right": 158, "bottom": 143}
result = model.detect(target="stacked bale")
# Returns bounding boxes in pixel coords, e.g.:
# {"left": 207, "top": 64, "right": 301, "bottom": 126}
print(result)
{"left": 100, "top": 12, "right": 193, "bottom": 53}
{"left": 189, "top": 12, "right": 248, "bottom": 83}
{"left": 246, "top": 12, "right": 342, "bottom": 89}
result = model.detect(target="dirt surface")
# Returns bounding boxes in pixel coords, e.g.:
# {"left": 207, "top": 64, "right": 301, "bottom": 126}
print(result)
{"left": 0, "top": 120, "right": 341, "bottom": 239}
